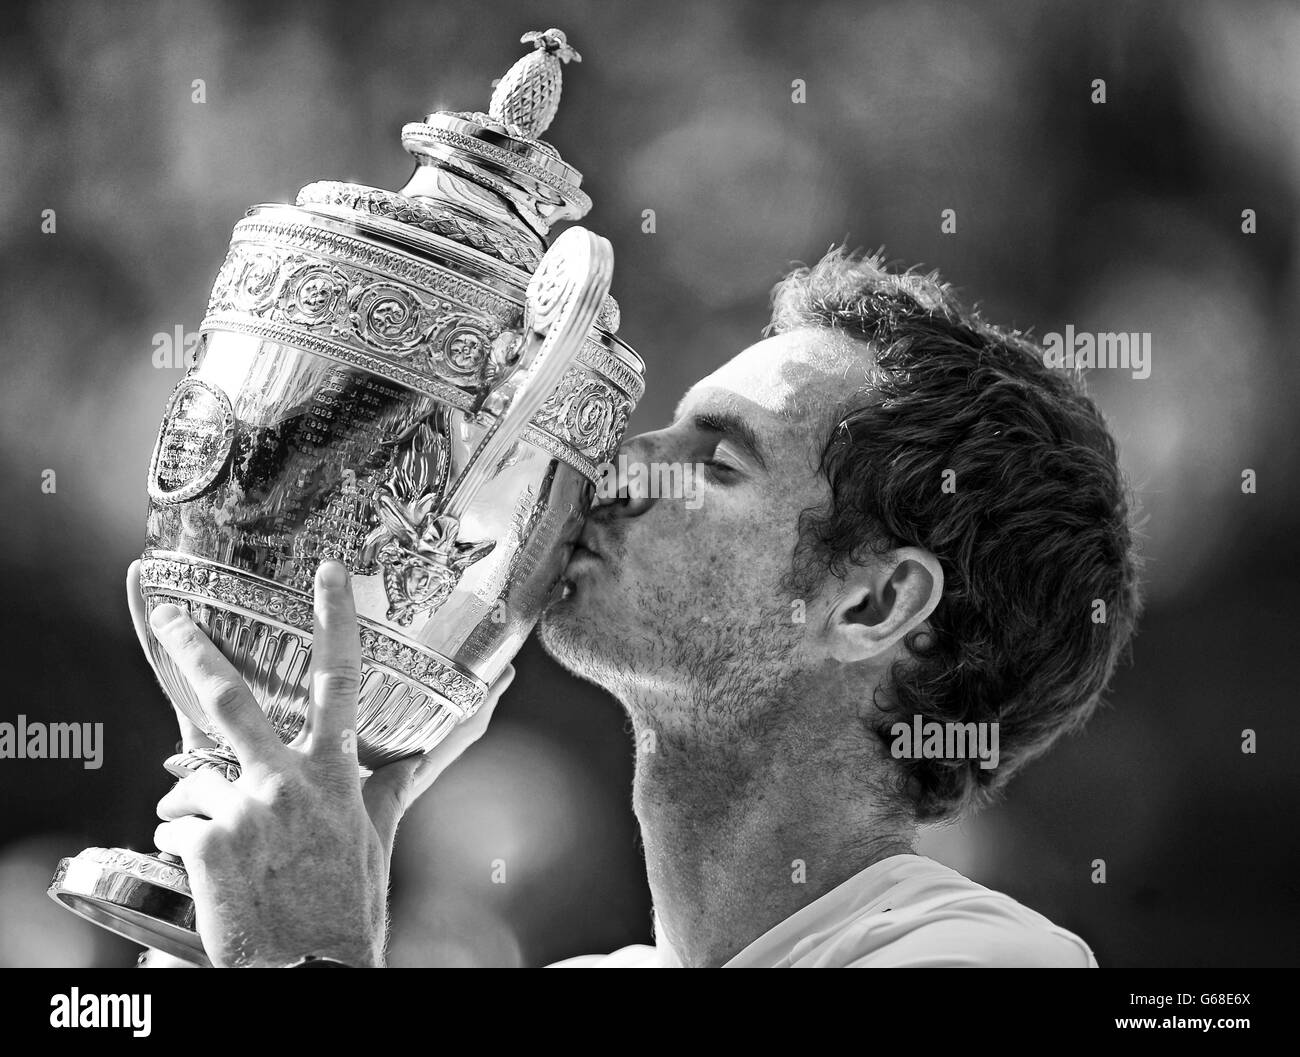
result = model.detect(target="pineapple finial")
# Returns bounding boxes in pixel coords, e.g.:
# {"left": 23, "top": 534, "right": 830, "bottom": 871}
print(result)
{"left": 489, "top": 28, "right": 582, "bottom": 140}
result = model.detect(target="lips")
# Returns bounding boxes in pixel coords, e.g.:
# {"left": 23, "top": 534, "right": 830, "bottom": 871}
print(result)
{"left": 573, "top": 528, "right": 603, "bottom": 560}
{"left": 563, "top": 530, "right": 603, "bottom": 578}
{"left": 567, "top": 542, "right": 600, "bottom": 568}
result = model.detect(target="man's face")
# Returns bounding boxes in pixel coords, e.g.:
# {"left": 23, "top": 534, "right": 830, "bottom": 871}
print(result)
{"left": 538, "top": 327, "right": 874, "bottom": 730}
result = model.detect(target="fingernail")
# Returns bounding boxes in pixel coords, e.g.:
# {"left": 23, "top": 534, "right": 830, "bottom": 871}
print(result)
{"left": 150, "top": 603, "right": 185, "bottom": 630}
{"left": 318, "top": 560, "right": 348, "bottom": 589}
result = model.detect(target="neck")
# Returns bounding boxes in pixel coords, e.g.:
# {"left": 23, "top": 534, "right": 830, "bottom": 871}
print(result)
{"left": 624, "top": 686, "right": 915, "bottom": 968}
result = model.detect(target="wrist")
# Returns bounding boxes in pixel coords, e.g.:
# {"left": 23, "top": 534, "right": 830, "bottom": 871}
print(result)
{"left": 237, "top": 934, "right": 383, "bottom": 968}
{"left": 264, "top": 942, "right": 382, "bottom": 968}
{"left": 284, "top": 953, "right": 359, "bottom": 968}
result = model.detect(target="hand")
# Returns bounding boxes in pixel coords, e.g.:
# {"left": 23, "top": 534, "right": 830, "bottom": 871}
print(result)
{"left": 136, "top": 559, "right": 513, "bottom": 967}
{"left": 127, "top": 560, "right": 512, "bottom": 796}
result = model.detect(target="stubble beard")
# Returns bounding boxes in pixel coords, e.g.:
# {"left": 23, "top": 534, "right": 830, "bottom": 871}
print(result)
{"left": 538, "top": 580, "right": 805, "bottom": 750}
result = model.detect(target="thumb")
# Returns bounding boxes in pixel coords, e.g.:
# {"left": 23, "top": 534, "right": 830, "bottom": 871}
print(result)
{"left": 362, "top": 756, "right": 423, "bottom": 858}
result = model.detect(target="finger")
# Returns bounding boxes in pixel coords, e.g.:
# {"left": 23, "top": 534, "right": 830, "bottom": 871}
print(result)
{"left": 306, "top": 560, "right": 362, "bottom": 767}
{"left": 129, "top": 563, "right": 214, "bottom": 752}
{"left": 149, "top": 603, "right": 283, "bottom": 767}
{"left": 153, "top": 815, "right": 211, "bottom": 859}
{"left": 157, "top": 771, "right": 242, "bottom": 821}
{"left": 170, "top": 708, "right": 217, "bottom": 756}
{"left": 362, "top": 757, "right": 423, "bottom": 859}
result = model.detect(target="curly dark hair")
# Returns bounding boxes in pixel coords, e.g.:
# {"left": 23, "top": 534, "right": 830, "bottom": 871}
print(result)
{"left": 769, "top": 246, "right": 1142, "bottom": 822}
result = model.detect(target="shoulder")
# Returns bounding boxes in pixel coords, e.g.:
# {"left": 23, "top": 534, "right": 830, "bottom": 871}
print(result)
{"left": 843, "top": 916, "right": 1097, "bottom": 967}
{"left": 546, "top": 943, "right": 661, "bottom": 968}
{"left": 805, "top": 856, "right": 1098, "bottom": 968}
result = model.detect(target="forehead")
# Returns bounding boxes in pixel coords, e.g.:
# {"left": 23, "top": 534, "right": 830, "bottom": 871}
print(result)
{"left": 677, "top": 327, "right": 874, "bottom": 423}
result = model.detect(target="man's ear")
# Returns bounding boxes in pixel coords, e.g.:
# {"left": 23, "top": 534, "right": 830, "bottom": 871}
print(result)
{"left": 821, "top": 547, "right": 944, "bottom": 664}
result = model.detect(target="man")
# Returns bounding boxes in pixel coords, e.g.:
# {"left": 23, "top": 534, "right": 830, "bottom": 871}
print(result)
{"left": 142, "top": 246, "right": 1140, "bottom": 967}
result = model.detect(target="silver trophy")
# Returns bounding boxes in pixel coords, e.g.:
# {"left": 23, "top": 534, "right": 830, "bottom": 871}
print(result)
{"left": 48, "top": 28, "right": 643, "bottom": 965}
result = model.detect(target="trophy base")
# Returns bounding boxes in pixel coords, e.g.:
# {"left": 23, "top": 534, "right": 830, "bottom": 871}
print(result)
{"left": 48, "top": 847, "right": 210, "bottom": 967}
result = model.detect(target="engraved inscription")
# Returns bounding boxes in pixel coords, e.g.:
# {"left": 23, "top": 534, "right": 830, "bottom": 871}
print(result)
{"left": 148, "top": 379, "right": 237, "bottom": 504}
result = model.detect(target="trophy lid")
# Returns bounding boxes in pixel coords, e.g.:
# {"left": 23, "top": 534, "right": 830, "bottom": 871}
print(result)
{"left": 295, "top": 28, "right": 596, "bottom": 281}
{"left": 402, "top": 28, "right": 591, "bottom": 230}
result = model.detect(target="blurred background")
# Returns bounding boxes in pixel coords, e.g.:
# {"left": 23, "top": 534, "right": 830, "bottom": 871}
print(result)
{"left": 1, "top": 0, "right": 1298, "bottom": 967}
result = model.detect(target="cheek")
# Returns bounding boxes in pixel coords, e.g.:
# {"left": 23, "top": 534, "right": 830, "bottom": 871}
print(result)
{"left": 634, "top": 499, "right": 787, "bottom": 607}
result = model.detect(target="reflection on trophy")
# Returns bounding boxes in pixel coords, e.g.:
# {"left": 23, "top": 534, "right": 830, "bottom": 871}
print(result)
{"left": 48, "top": 28, "right": 644, "bottom": 965}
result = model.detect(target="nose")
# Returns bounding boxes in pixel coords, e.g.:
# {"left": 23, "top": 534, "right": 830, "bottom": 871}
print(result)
{"left": 590, "top": 430, "right": 659, "bottom": 518}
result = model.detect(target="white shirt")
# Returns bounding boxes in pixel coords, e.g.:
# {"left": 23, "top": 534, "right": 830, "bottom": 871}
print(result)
{"left": 549, "top": 854, "right": 1097, "bottom": 967}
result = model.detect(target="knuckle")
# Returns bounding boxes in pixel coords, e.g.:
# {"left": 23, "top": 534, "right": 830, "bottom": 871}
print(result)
{"left": 314, "top": 667, "right": 361, "bottom": 699}
{"left": 155, "top": 786, "right": 174, "bottom": 814}
{"left": 261, "top": 771, "right": 304, "bottom": 811}
{"left": 206, "top": 681, "right": 249, "bottom": 717}
{"left": 167, "top": 623, "right": 206, "bottom": 653}
{"left": 155, "top": 795, "right": 181, "bottom": 821}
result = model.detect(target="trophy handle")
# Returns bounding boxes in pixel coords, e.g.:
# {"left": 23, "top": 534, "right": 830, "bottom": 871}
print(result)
{"left": 439, "top": 225, "right": 614, "bottom": 524}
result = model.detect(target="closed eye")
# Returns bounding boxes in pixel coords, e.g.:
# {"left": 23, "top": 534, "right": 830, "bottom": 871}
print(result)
{"left": 691, "top": 412, "right": 767, "bottom": 472}
{"left": 702, "top": 456, "right": 739, "bottom": 481}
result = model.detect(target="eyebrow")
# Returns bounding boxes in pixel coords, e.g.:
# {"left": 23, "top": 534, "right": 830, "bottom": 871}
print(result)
{"left": 686, "top": 407, "right": 768, "bottom": 471}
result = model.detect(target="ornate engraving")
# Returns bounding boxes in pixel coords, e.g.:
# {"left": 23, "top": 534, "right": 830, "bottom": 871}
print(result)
{"left": 204, "top": 217, "right": 636, "bottom": 390}
{"left": 277, "top": 260, "right": 348, "bottom": 324}
{"left": 401, "top": 123, "right": 592, "bottom": 217}
{"left": 520, "top": 423, "right": 600, "bottom": 480}
{"left": 349, "top": 281, "right": 428, "bottom": 354}
{"left": 147, "top": 378, "right": 237, "bottom": 504}
{"left": 235, "top": 251, "right": 281, "bottom": 311}
{"left": 529, "top": 250, "right": 568, "bottom": 324}
{"left": 533, "top": 370, "right": 633, "bottom": 463}
{"left": 297, "top": 181, "right": 544, "bottom": 270}
{"left": 202, "top": 314, "right": 478, "bottom": 410}
{"left": 213, "top": 218, "right": 520, "bottom": 319}
{"left": 360, "top": 420, "right": 495, "bottom": 625}
{"left": 138, "top": 554, "right": 486, "bottom": 712}
{"left": 580, "top": 339, "right": 640, "bottom": 397}
{"left": 430, "top": 313, "right": 500, "bottom": 382}
{"left": 165, "top": 746, "right": 242, "bottom": 782}
{"left": 202, "top": 239, "right": 639, "bottom": 477}
{"left": 205, "top": 231, "right": 516, "bottom": 394}
{"left": 81, "top": 848, "right": 193, "bottom": 895}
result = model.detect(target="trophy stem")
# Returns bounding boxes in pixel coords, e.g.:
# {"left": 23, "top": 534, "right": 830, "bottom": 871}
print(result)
{"left": 45, "top": 753, "right": 232, "bottom": 966}
{"left": 47, "top": 846, "right": 210, "bottom": 967}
